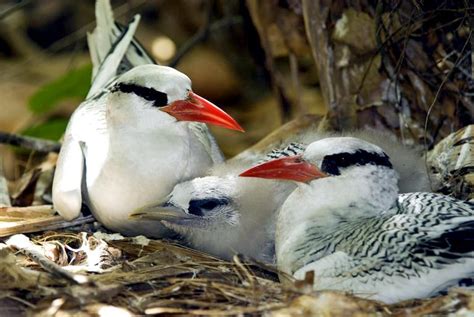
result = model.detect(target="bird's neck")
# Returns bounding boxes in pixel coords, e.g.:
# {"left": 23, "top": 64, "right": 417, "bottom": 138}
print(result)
{"left": 276, "top": 166, "right": 399, "bottom": 274}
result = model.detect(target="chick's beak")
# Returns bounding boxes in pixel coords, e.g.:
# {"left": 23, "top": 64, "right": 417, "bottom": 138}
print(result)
{"left": 161, "top": 91, "right": 244, "bottom": 132}
{"left": 129, "top": 203, "right": 189, "bottom": 222}
{"left": 239, "top": 155, "right": 327, "bottom": 183}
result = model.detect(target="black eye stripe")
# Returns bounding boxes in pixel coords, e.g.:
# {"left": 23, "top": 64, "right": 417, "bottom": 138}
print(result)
{"left": 321, "top": 150, "right": 392, "bottom": 175}
{"left": 111, "top": 83, "right": 168, "bottom": 107}
{"left": 188, "top": 198, "right": 229, "bottom": 217}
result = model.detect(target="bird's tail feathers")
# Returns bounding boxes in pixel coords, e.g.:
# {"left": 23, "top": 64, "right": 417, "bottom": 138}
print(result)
{"left": 114, "top": 21, "right": 155, "bottom": 69}
{"left": 88, "top": 0, "right": 117, "bottom": 78}
{"left": 87, "top": 14, "right": 141, "bottom": 98}
{"left": 87, "top": 0, "right": 156, "bottom": 83}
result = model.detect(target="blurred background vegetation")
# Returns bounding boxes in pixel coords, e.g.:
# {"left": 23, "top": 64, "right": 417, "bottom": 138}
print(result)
{"left": 0, "top": 0, "right": 472, "bottom": 183}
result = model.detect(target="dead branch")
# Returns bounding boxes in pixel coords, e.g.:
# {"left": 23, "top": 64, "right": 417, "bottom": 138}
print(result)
{"left": 301, "top": 0, "right": 356, "bottom": 130}
{"left": 0, "top": 131, "right": 61, "bottom": 153}
{"left": 0, "top": 210, "right": 95, "bottom": 237}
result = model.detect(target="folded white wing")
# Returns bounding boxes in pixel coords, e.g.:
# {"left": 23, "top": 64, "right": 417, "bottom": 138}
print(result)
{"left": 52, "top": 134, "right": 84, "bottom": 220}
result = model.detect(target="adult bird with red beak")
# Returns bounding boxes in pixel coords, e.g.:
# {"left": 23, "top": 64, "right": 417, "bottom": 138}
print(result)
{"left": 52, "top": 0, "right": 243, "bottom": 238}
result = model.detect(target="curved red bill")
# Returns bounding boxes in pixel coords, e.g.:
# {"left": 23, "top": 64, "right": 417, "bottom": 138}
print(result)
{"left": 161, "top": 91, "right": 244, "bottom": 132}
{"left": 239, "top": 155, "right": 327, "bottom": 183}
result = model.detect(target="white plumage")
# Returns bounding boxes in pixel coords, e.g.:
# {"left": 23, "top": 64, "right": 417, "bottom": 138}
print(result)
{"left": 53, "top": 0, "right": 240, "bottom": 237}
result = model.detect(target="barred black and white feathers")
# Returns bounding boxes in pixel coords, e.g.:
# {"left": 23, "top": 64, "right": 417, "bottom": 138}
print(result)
{"left": 257, "top": 142, "right": 306, "bottom": 164}
{"left": 289, "top": 193, "right": 474, "bottom": 303}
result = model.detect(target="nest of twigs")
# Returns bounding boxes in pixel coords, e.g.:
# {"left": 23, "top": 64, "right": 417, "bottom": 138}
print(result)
{"left": 0, "top": 228, "right": 472, "bottom": 316}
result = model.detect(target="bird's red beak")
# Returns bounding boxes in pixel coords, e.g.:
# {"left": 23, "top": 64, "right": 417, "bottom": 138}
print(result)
{"left": 239, "top": 155, "right": 327, "bottom": 183}
{"left": 161, "top": 91, "right": 244, "bottom": 132}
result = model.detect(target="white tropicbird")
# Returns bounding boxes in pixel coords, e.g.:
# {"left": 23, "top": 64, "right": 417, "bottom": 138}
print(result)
{"left": 53, "top": 0, "right": 243, "bottom": 237}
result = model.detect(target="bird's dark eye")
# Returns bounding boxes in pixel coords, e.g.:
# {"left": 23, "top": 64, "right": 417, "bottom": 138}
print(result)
{"left": 111, "top": 83, "right": 168, "bottom": 107}
{"left": 200, "top": 200, "right": 219, "bottom": 210}
{"left": 188, "top": 198, "right": 229, "bottom": 217}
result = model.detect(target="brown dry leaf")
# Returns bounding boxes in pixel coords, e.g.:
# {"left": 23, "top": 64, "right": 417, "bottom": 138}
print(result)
{"left": 33, "top": 153, "right": 57, "bottom": 205}
{"left": 351, "top": 55, "right": 385, "bottom": 109}
{"left": 247, "top": 1, "right": 288, "bottom": 58}
{"left": 427, "top": 124, "right": 474, "bottom": 200}
{"left": 332, "top": 8, "right": 377, "bottom": 55}
{"left": 10, "top": 167, "right": 41, "bottom": 206}
{"left": 247, "top": 0, "right": 309, "bottom": 58}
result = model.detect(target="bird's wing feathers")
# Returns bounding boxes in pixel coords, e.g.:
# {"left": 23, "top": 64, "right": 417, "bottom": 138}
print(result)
{"left": 414, "top": 220, "right": 474, "bottom": 264}
{"left": 87, "top": 0, "right": 115, "bottom": 74}
{"left": 257, "top": 142, "right": 306, "bottom": 164}
{"left": 114, "top": 22, "right": 155, "bottom": 69}
{"left": 189, "top": 122, "right": 224, "bottom": 164}
{"left": 376, "top": 193, "right": 474, "bottom": 270}
{"left": 302, "top": 193, "right": 474, "bottom": 280}
{"left": 87, "top": 0, "right": 156, "bottom": 98}
{"left": 52, "top": 134, "right": 85, "bottom": 221}
{"left": 87, "top": 14, "right": 141, "bottom": 98}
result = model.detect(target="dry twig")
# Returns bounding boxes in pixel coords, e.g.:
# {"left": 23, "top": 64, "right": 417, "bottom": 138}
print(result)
{"left": 0, "top": 131, "right": 61, "bottom": 153}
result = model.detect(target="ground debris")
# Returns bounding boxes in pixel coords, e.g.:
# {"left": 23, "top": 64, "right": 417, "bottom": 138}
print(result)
{"left": 0, "top": 246, "right": 54, "bottom": 289}
{"left": 0, "top": 230, "right": 472, "bottom": 316}
{"left": 428, "top": 124, "right": 474, "bottom": 200}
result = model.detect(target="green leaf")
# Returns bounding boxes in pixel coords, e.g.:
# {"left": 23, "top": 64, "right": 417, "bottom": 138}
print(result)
{"left": 28, "top": 64, "right": 92, "bottom": 114}
{"left": 22, "top": 118, "right": 69, "bottom": 141}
